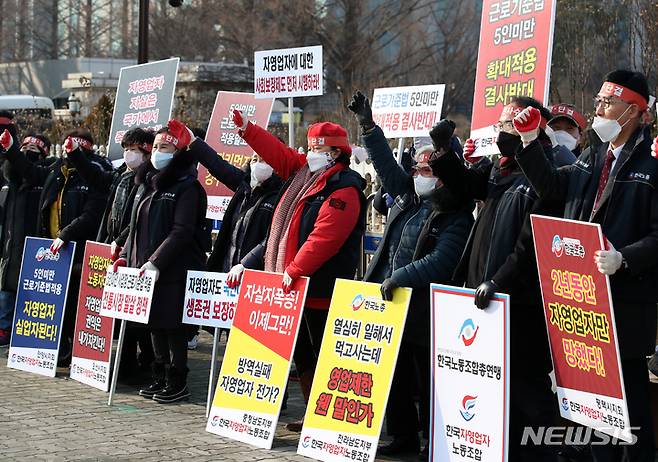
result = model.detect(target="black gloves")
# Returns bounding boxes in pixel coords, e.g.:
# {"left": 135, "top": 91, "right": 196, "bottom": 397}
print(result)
{"left": 347, "top": 90, "right": 375, "bottom": 132}
{"left": 429, "top": 119, "right": 456, "bottom": 152}
{"left": 380, "top": 278, "right": 398, "bottom": 302}
{"left": 474, "top": 280, "right": 499, "bottom": 310}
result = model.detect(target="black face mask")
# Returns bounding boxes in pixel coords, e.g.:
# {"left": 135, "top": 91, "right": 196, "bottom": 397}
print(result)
{"left": 496, "top": 131, "right": 522, "bottom": 157}
{"left": 24, "top": 151, "right": 41, "bottom": 163}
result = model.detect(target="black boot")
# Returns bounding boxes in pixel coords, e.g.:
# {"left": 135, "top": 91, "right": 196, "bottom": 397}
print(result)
{"left": 139, "top": 362, "right": 166, "bottom": 398}
{"left": 377, "top": 433, "right": 420, "bottom": 456}
{"left": 153, "top": 366, "right": 190, "bottom": 403}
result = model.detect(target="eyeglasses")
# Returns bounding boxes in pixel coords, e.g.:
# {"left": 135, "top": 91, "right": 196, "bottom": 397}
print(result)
{"left": 412, "top": 165, "right": 433, "bottom": 177}
{"left": 492, "top": 121, "right": 515, "bottom": 133}
{"left": 593, "top": 96, "right": 626, "bottom": 110}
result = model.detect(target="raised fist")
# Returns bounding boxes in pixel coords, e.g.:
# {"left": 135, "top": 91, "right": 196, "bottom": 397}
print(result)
{"left": 347, "top": 91, "right": 375, "bottom": 131}
{"left": 167, "top": 119, "right": 194, "bottom": 150}
{"left": 232, "top": 109, "right": 248, "bottom": 130}
{"left": 463, "top": 138, "right": 477, "bottom": 164}
{"left": 0, "top": 129, "right": 13, "bottom": 151}
{"left": 513, "top": 106, "right": 541, "bottom": 146}
{"left": 63, "top": 136, "right": 78, "bottom": 154}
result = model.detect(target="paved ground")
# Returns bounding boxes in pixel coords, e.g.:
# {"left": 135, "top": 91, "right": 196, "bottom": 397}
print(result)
{"left": 0, "top": 330, "right": 416, "bottom": 462}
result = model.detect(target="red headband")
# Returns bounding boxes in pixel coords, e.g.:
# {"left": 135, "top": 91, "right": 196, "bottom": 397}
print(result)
{"left": 0, "top": 117, "right": 13, "bottom": 125}
{"left": 599, "top": 82, "right": 649, "bottom": 111}
{"left": 156, "top": 133, "right": 179, "bottom": 147}
{"left": 308, "top": 136, "right": 349, "bottom": 148}
{"left": 21, "top": 136, "right": 47, "bottom": 151}
{"left": 141, "top": 143, "right": 153, "bottom": 153}
{"left": 70, "top": 137, "right": 93, "bottom": 151}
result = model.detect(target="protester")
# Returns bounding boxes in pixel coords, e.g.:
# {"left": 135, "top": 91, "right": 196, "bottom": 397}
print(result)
{"left": 548, "top": 103, "right": 587, "bottom": 155}
{"left": 227, "top": 109, "right": 367, "bottom": 431}
{"left": 67, "top": 127, "right": 156, "bottom": 379}
{"left": 429, "top": 96, "right": 563, "bottom": 462}
{"left": 348, "top": 91, "right": 474, "bottom": 459}
{"left": 114, "top": 120, "right": 210, "bottom": 403}
{"left": 0, "top": 116, "right": 54, "bottom": 346}
{"left": 0, "top": 127, "right": 110, "bottom": 363}
{"left": 198, "top": 144, "right": 282, "bottom": 274}
{"left": 514, "top": 69, "right": 657, "bottom": 461}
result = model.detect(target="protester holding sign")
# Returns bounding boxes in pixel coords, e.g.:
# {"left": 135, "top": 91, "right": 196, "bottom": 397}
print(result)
{"left": 347, "top": 91, "right": 473, "bottom": 458}
{"left": 0, "top": 115, "right": 54, "bottom": 346}
{"left": 429, "top": 96, "right": 563, "bottom": 461}
{"left": 228, "top": 108, "right": 366, "bottom": 431}
{"left": 192, "top": 137, "right": 282, "bottom": 274}
{"left": 0, "top": 127, "right": 111, "bottom": 365}
{"left": 114, "top": 119, "right": 210, "bottom": 403}
{"left": 514, "top": 69, "right": 658, "bottom": 461}
{"left": 67, "top": 127, "right": 156, "bottom": 380}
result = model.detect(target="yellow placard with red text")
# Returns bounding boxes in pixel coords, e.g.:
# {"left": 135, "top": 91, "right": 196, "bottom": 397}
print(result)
{"left": 298, "top": 279, "right": 411, "bottom": 462}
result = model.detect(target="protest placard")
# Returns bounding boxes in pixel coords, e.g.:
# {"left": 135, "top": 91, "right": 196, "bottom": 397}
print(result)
{"left": 107, "top": 57, "right": 179, "bottom": 161}
{"left": 297, "top": 279, "right": 411, "bottom": 462}
{"left": 200, "top": 91, "right": 274, "bottom": 220}
{"left": 70, "top": 242, "right": 115, "bottom": 391}
{"left": 183, "top": 270, "right": 239, "bottom": 329}
{"left": 100, "top": 266, "right": 156, "bottom": 324}
{"left": 8, "top": 237, "right": 75, "bottom": 377}
{"left": 206, "top": 269, "right": 308, "bottom": 448}
{"left": 530, "top": 215, "right": 631, "bottom": 442}
{"left": 254, "top": 45, "right": 323, "bottom": 99}
{"left": 371, "top": 85, "right": 446, "bottom": 139}
{"left": 429, "top": 284, "right": 509, "bottom": 461}
{"left": 470, "top": 0, "right": 556, "bottom": 156}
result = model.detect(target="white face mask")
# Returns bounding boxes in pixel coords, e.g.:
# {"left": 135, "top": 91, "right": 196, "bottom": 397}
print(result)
{"left": 150, "top": 150, "right": 174, "bottom": 170}
{"left": 553, "top": 130, "right": 579, "bottom": 151}
{"left": 306, "top": 151, "right": 333, "bottom": 172}
{"left": 250, "top": 161, "right": 273, "bottom": 188}
{"left": 123, "top": 149, "right": 145, "bottom": 170}
{"left": 592, "top": 105, "right": 632, "bottom": 143}
{"left": 413, "top": 175, "right": 437, "bottom": 197}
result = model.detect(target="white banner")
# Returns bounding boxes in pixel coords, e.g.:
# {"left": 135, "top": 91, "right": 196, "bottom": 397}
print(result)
{"left": 183, "top": 270, "right": 239, "bottom": 329}
{"left": 371, "top": 84, "right": 446, "bottom": 138}
{"left": 254, "top": 45, "right": 323, "bottom": 99}
{"left": 99, "top": 267, "right": 155, "bottom": 324}
{"left": 430, "top": 284, "right": 510, "bottom": 462}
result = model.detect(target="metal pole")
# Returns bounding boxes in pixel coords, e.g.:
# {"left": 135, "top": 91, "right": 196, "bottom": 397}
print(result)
{"left": 138, "top": 0, "right": 149, "bottom": 64}
{"left": 108, "top": 319, "right": 127, "bottom": 406}
{"left": 206, "top": 327, "right": 220, "bottom": 418}
{"left": 288, "top": 97, "right": 295, "bottom": 148}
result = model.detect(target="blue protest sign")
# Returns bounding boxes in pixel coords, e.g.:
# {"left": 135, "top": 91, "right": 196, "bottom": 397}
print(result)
{"left": 7, "top": 237, "right": 75, "bottom": 377}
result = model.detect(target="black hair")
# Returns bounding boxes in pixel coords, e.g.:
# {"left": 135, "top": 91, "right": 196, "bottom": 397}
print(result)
{"left": 122, "top": 127, "right": 155, "bottom": 148}
{"left": 510, "top": 96, "right": 552, "bottom": 121}
{"left": 191, "top": 127, "right": 206, "bottom": 139}
{"left": 604, "top": 69, "right": 650, "bottom": 103}
{"left": 0, "top": 110, "right": 14, "bottom": 120}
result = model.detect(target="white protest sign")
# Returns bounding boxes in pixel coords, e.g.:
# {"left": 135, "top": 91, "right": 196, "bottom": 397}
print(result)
{"left": 254, "top": 45, "right": 323, "bottom": 99}
{"left": 430, "top": 284, "right": 510, "bottom": 462}
{"left": 371, "top": 84, "right": 445, "bottom": 139}
{"left": 100, "top": 267, "right": 156, "bottom": 324}
{"left": 183, "top": 270, "right": 240, "bottom": 329}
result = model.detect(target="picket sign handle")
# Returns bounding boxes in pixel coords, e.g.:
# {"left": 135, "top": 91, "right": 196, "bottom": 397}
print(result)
{"left": 288, "top": 97, "right": 295, "bottom": 148}
{"left": 206, "top": 327, "right": 220, "bottom": 418}
{"left": 108, "top": 319, "right": 127, "bottom": 406}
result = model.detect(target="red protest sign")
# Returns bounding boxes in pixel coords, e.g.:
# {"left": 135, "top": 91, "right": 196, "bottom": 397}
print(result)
{"left": 200, "top": 91, "right": 274, "bottom": 220}
{"left": 232, "top": 270, "right": 308, "bottom": 361}
{"left": 531, "top": 215, "right": 631, "bottom": 440}
{"left": 70, "top": 242, "right": 115, "bottom": 391}
{"left": 471, "top": 0, "right": 556, "bottom": 156}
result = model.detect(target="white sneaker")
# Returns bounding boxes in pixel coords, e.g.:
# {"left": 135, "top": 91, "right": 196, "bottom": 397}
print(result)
{"left": 187, "top": 334, "right": 198, "bottom": 350}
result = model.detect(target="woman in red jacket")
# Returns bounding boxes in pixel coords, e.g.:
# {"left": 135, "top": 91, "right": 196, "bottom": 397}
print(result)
{"left": 228, "top": 109, "right": 366, "bottom": 431}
